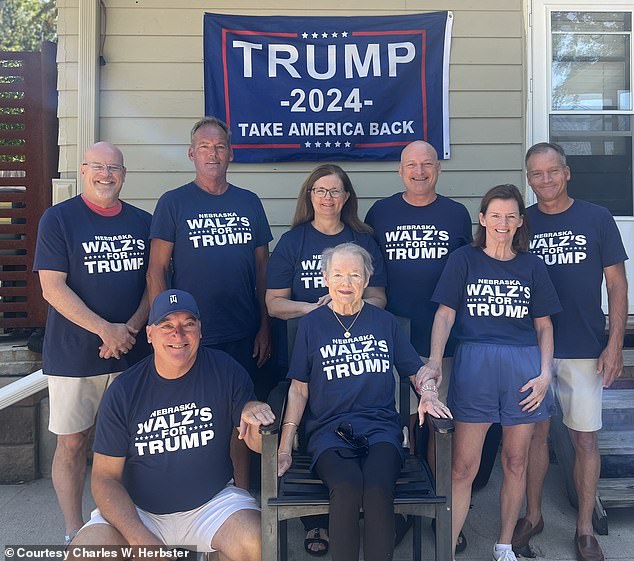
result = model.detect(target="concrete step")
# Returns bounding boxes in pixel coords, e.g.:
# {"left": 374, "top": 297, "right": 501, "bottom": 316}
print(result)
{"left": 0, "top": 362, "right": 44, "bottom": 377}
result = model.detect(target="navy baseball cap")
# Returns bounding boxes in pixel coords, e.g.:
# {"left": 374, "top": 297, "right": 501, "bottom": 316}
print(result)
{"left": 148, "top": 289, "right": 200, "bottom": 325}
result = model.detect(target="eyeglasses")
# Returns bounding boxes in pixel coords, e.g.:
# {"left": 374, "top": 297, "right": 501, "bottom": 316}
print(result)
{"left": 335, "top": 422, "right": 369, "bottom": 458}
{"left": 310, "top": 188, "right": 345, "bottom": 198}
{"left": 82, "top": 162, "right": 125, "bottom": 174}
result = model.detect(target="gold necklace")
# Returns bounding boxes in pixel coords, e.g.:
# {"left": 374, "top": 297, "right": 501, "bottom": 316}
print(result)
{"left": 332, "top": 303, "right": 364, "bottom": 338}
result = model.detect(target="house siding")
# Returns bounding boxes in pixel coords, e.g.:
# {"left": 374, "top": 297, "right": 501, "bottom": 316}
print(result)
{"left": 56, "top": 0, "right": 526, "bottom": 242}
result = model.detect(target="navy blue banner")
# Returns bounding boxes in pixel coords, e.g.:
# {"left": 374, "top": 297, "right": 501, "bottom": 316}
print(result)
{"left": 204, "top": 12, "right": 452, "bottom": 163}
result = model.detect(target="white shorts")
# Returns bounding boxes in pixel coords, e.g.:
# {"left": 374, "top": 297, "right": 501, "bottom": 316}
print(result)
{"left": 81, "top": 483, "right": 260, "bottom": 552}
{"left": 48, "top": 372, "right": 120, "bottom": 435}
{"left": 553, "top": 358, "right": 602, "bottom": 432}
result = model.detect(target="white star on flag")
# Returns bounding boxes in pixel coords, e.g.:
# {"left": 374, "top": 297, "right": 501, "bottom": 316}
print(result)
{"left": 345, "top": 141, "right": 351, "bottom": 147}
{"left": 315, "top": 141, "right": 322, "bottom": 147}
{"left": 342, "top": 31, "right": 348, "bottom": 37}
{"left": 302, "top": 32, "right": 308, "bottom": 39}
{"left": 321, "top": 32, "right": 328, "bottom": 38}
{"left": 312, "top": 32, "right": 318, "bottom": 38}
{"left": 305, "top": 141, "right": 311, "bottom": 147}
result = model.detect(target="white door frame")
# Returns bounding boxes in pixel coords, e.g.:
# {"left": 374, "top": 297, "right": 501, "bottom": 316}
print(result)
{"left": 527, "top": 0, "right": 634, "bottom": 312}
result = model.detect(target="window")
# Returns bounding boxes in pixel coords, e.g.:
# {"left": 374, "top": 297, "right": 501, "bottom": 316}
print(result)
{"left": 548, "top": 11, "right": 633, "bottom": 215}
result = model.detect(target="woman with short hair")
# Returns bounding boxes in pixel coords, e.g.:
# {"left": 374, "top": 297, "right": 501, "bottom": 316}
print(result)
{"left": 277, "top": 242, "right": 450, "bottom": 561}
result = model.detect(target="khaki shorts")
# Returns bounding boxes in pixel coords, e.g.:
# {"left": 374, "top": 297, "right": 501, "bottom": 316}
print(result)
{"left": 81, "top": 483, "right": 260, "bottom": 552}
{"left": 48, "top": 372, "right": 120, "bottom": 435}
{"left": 553, "top": 358, "right": 602, "bottom": 432}
{"left": 398, "top": 357, "right": 454, "bottom": 415}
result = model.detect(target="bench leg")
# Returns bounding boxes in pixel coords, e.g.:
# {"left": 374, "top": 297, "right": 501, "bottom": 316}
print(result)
{"left": 280, "top": 520, "right": 288, "bottom": 561}
{"left": 413, "top": 516, "right": 422, "bottom": 561}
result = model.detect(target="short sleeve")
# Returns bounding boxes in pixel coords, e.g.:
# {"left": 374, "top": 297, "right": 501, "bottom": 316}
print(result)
{"left": 33, "top": 208, "right": 69, "bottom": 273}
{"left": 287, "top": 317, "right": 311, "bottom": 382}
{"left": 364, "top": 202, "right": 377, "bottom": 233}
{"left": 431, "top": 249, "right": 468, "bottom": 311}
{"left": 459, "top": 205, "right": 474, "bottom": 245}
{"left": 251, "top": 194, "right": 273, "bottom": 248}
{"left": 149, "top": 193, "right": 177, "bottom": 243}
{"left": 93, "top": 382, "right": 130, "bottom": 458}
{"left": 266, "top": 231, "right": 295, "bottom": 290}
{"left": 530, "top": 257, "right": 562, "bottom": 318}
{"left": 392, "top": 316, "right": 424, "bottom": 378}
{"left": 362, "top": 234, "right": 387, "bottom": 287}
{"left": 226, "top": 354, "right": 257, "bottom": 427}
{"left": 599, "top": 209, "right": 628, "bottom": 268}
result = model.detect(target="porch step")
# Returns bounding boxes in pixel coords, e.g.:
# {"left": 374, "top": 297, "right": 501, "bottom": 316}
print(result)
{"left": 598, "top": 430, "right": 634, "bottom": 456}
{"left": 602, "top": 389, "right": 634, "bottom": 426}
{"left": 597, "top": 478, "right": 634, "bottom": 509}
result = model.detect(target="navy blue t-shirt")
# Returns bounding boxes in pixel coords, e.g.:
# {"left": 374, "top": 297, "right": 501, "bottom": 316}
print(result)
{"left": 432, "top": 245, "right": 561, "bottom": 346}
{"left": 527, "top": 200, "right": 628, "bottom": 358}
{"left": 288, "top": 304, "right": 422, "bottom": 466}
{"left": 365, "top": 193, "right": 472, "bottom": 356}
{"left": 150, "top": 182, "right": 273, "bottom": 346}
{"left": 33, "top": 196, "right": 152, "bottom": 376}
{"left": 94, "top": 347, "right": 256, "bottom": 514}
{"left": 266, "top": 222, "right": 387, "bottom": 302}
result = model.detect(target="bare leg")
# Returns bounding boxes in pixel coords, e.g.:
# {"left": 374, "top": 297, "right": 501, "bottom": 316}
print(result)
{"left": 499, "top": 423, "right": 534, "bottom": 544}
{"left": 69, "top": 523, "right": 128, "bottom": 560}
{"left": 211, "top": 509, "right": 261, "bottom": 561}
{"left": 230, "top": 430, "right": 250, "bottom": 490}
{"left": 523, "top": 419, "right": 550, "bottom": 525}
{"left": 52, "top": 431, "right": 90, "bottom": 536}
{"left": 451, "top": 422, "right": 490, "bottom": 553}
{"left": 569, "top": 429, "right": 600, "bottom": 535}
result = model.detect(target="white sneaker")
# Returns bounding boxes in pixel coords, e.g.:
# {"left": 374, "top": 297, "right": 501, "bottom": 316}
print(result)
{"left": 492, "top": 547, "right": 518, "bottom": 561}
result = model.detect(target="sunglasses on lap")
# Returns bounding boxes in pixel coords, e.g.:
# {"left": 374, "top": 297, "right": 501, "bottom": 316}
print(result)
{"left": 335, "top": 422, "right": 369, "bottom": 458}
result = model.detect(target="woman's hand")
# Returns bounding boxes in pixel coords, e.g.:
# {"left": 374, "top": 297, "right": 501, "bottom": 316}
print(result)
{"left": 277, "top": 450, "right": 293, "bottom": 476}
{"left": 417, "top": 391, "right": 453, "bottom": 425}
{"left": 315, "top": 293, "right": 331, "bottom": 308}
{"left": 414, "top": 361, "right": 442, "bottom": 394}
{"left": 519, "top": 369, "right": 551, "bottom": 412}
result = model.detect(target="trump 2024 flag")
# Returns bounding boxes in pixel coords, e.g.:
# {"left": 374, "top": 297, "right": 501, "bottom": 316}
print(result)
{"left": 204, "top": 12, "right": 452, "bottom": 162}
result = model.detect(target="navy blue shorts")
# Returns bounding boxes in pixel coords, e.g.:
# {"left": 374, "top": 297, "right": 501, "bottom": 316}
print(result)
{"left": 448, "top": 343, "right": 552, "bottom": 426}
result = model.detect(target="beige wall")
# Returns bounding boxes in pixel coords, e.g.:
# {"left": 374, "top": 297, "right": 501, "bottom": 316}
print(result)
{"left": 56, "top": 0, "right": 526, "bottom": 243}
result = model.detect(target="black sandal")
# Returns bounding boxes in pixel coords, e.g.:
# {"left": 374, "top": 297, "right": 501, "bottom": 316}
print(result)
{"left": 304, "top": 528, "right": 329, "bottom": 557}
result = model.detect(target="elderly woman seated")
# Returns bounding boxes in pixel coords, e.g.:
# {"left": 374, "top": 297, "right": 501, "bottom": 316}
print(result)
{"left": 276, "top": 242, "right": 450, "bottom": 561}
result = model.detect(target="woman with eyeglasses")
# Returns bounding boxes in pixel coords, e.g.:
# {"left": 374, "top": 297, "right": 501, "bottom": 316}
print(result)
{"left": 266, "top": 164, "right": 387, "bottom": 556}
{"left": 277, "top": 243, "right": 451, "bottom": 561}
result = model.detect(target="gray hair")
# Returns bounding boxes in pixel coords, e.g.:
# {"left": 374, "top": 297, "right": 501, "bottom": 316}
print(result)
{"left": 321, "top": 242, "right": 374, "bottom": 281}
{"left": 190, "top": 117, "right": 231, "bottom": 145}
{"left": 525, "top": 142, "right": 567, "bottom": 168}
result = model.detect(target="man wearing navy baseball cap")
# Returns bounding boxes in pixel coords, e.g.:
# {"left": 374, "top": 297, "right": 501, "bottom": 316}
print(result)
{"left": 70, "top": 289, "right": 274, "bottom": 560}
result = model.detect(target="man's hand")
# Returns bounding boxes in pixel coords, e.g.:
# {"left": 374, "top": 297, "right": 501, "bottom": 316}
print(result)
{"left": 238, "top": 401, "right": 275, "bottom": 440}
{"left": 252, "top": 322, "right": 272, "bottom": 368}
{"left": 98, "top": 322, "right": 136, "bottom": 359}
{"left": 598, "top": 343, "right": 624, "bottom": 388}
